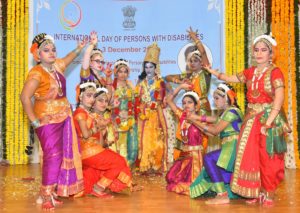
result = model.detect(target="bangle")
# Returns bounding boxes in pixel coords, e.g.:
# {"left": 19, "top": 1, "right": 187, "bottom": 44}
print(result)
{"left": 31, "top": 119, "right": 40, "bottom": 129}
{"left": 217, "top": 72, "right": 223, "bottom": 80}
{"left": 73, "top": 48, "right": 81, "bottom": 56}
{"left": 200, "top": 115, "right": 207, "bottom": 122}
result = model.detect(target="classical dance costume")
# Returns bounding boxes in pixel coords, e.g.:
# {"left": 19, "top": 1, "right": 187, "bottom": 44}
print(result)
{"left": 190, "top": 107, "right": 243, "bottom": 198}
{"left": 176, "top": 70, "right": 213, "bottom": 153}
{"left": 135, "top": 76, "right": 168, "bottom": 172}
{"left": 166, "top": 109, "right": 204, "bottom": 195}
{"left": 26, "top": 59, "right": 84, "bottom": 197}
{"left": 112, "top": 81, "right": 138, "bottom": 166}
{"left": 230, "top": 65, "right": 291, "bottom": 198}
{"left": 73, "top": 107, "right": 132, "bottom": 194}
{"left": 179, "top": 70, "right": 211, "bottom": 115}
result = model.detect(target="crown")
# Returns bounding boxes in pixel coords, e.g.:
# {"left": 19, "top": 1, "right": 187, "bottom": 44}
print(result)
{"left": 144, "top": 42, "right": 160, "bottom": 65}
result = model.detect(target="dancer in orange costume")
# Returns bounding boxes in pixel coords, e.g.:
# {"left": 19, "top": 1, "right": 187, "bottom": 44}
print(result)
{"left": 20, "top": 33, "right": 86, "bottom": 210}
{"left": 73, "top": 82, "right": 138, "bottom": 197}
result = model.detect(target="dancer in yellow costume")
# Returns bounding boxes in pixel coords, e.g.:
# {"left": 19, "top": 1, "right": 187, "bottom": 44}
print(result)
{"left": 165, "top": 27, "right": 211, "bottom": 115}
{"left": 135, "top": 43, "right": 168, "bottom": 174}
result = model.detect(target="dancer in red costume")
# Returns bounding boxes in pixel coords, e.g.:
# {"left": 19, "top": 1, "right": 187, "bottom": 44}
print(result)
{"left": 204, "top": 34, "right": 291, "bottom": 206}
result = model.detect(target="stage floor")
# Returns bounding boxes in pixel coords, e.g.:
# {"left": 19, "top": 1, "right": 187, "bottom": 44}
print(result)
{"left": 0, "top": 164, "right": 299, "bottom": 212}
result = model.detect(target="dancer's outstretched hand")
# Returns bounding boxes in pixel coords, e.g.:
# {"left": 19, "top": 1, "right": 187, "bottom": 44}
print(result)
{"left": 77, "top": 37, "right": 88, "bottom": 49}
{"left": 90, "top": 31, "right": 98, "bottom": 46}
{"left": 187, "top": 26, "right": 200, "bottom": 42}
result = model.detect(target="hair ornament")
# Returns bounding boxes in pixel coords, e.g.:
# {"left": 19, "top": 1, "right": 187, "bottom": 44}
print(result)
{"left": 183, "top": 91, "right": 200, "bottom": 102}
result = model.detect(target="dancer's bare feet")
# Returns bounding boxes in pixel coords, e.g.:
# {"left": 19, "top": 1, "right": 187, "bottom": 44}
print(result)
{"left": 205, "top": 192, "right": 229, "bottom": 205}
{"left": 41, "top": 196, "right": 55, "bottom": 210}
{"left": 42, "top": 200, "right": 55, "bottom": 211}
{"left": 90, "top": 190, "right": 114, "bottom": 198}
{"left": 73, "top": 191, "right": 84, "bottom": 198}
{"left": 245, "top": 193, "right": 265, "bottom": 204}
{"left": 263, "top": 198, "right": 274, "bottom": 207}
{"left": 91, "top": 184, "right": 114, "bottom": 198}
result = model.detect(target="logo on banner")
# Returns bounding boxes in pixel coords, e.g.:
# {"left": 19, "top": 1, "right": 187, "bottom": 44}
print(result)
{"left": 122, "top": 5, "right": 136, "bottom": 29}
{"left": 59, "top": 0, "right": 82, "bottom": 31}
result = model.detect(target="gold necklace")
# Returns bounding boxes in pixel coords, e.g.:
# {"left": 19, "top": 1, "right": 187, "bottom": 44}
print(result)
{"left": 41, "top": 64, "right": 63, "bottom": 96}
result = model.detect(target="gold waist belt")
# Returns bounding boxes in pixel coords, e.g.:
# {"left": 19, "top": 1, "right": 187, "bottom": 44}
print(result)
{"left": 221, "top": 135, "right": 239, "bottom": 145}
{"left": 247, "top": 103, "right": 272, "bottom": 112}
{"left": 182, "top": 145, "right": 203, "bottom": 152}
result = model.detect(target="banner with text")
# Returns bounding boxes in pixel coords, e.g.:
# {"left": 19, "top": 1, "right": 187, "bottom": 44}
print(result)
{"left": 33, "top": 0, "right": 224, "bottom": 106}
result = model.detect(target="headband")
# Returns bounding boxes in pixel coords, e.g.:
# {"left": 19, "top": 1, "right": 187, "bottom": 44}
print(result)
{"left": 183, "top": 91, "right": 200, "bottom": 102}
{"left": 187, "top": 50, "right": 201, "bottom": 61}
{"left": 216, "top": 83, "right": 237, "bottom": 105}
{"left": 30, "top": 33, "right": 55, "bottom": 61}
{"left": 114, "top": 59, "right": 130, "bottom": 74}
{"left": 96, "top": 87, "right": 108, "bottom": 94}
{"left": 114, "top": 59, "right": 129, "bottom": 68}
{"left": 253, "top": 34, "right": 277, "bottom": 47}
{"left": 218, "top": 83, "right": 230, "bottom": 92}
{"left": 91, "top": 48, "right": 103, "bottom": 57}
{"left": 79, "top": 82, "right": 96, "bottom": 89}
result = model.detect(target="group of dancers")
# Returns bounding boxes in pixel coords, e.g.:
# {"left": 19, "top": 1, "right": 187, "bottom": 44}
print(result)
{"left": 20, "top": 28, "right": 291, "bottom": 210}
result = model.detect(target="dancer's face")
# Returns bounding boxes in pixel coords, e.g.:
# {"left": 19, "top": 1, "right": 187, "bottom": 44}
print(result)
{"left": 81, "top": 88, "right": 96, "bottom": 108}
{"left": 253, "top": 41, "right": 272, "bottom": 65}
{"left": 213, "top": 92, "right": 227, "bottom": 109}
{"left": 182, "top": 96, "right": 196, "bottom": 113}
{"left": 94, "top": 94, "right": 109, "bottom": 112}
{"left": 144, "top": 62, "right": 156, "bottom": 79}
{"left": 116, "top": 66, "right": 129, "bottom": 81}
{"left": 39, "top": 43, "right": 56, "bottom": 65}
{"left": 188, "top": 56, "right": 202, "bottom": 72}
{"left": 90, "top": 54, "right": 105, "bottom": 72}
